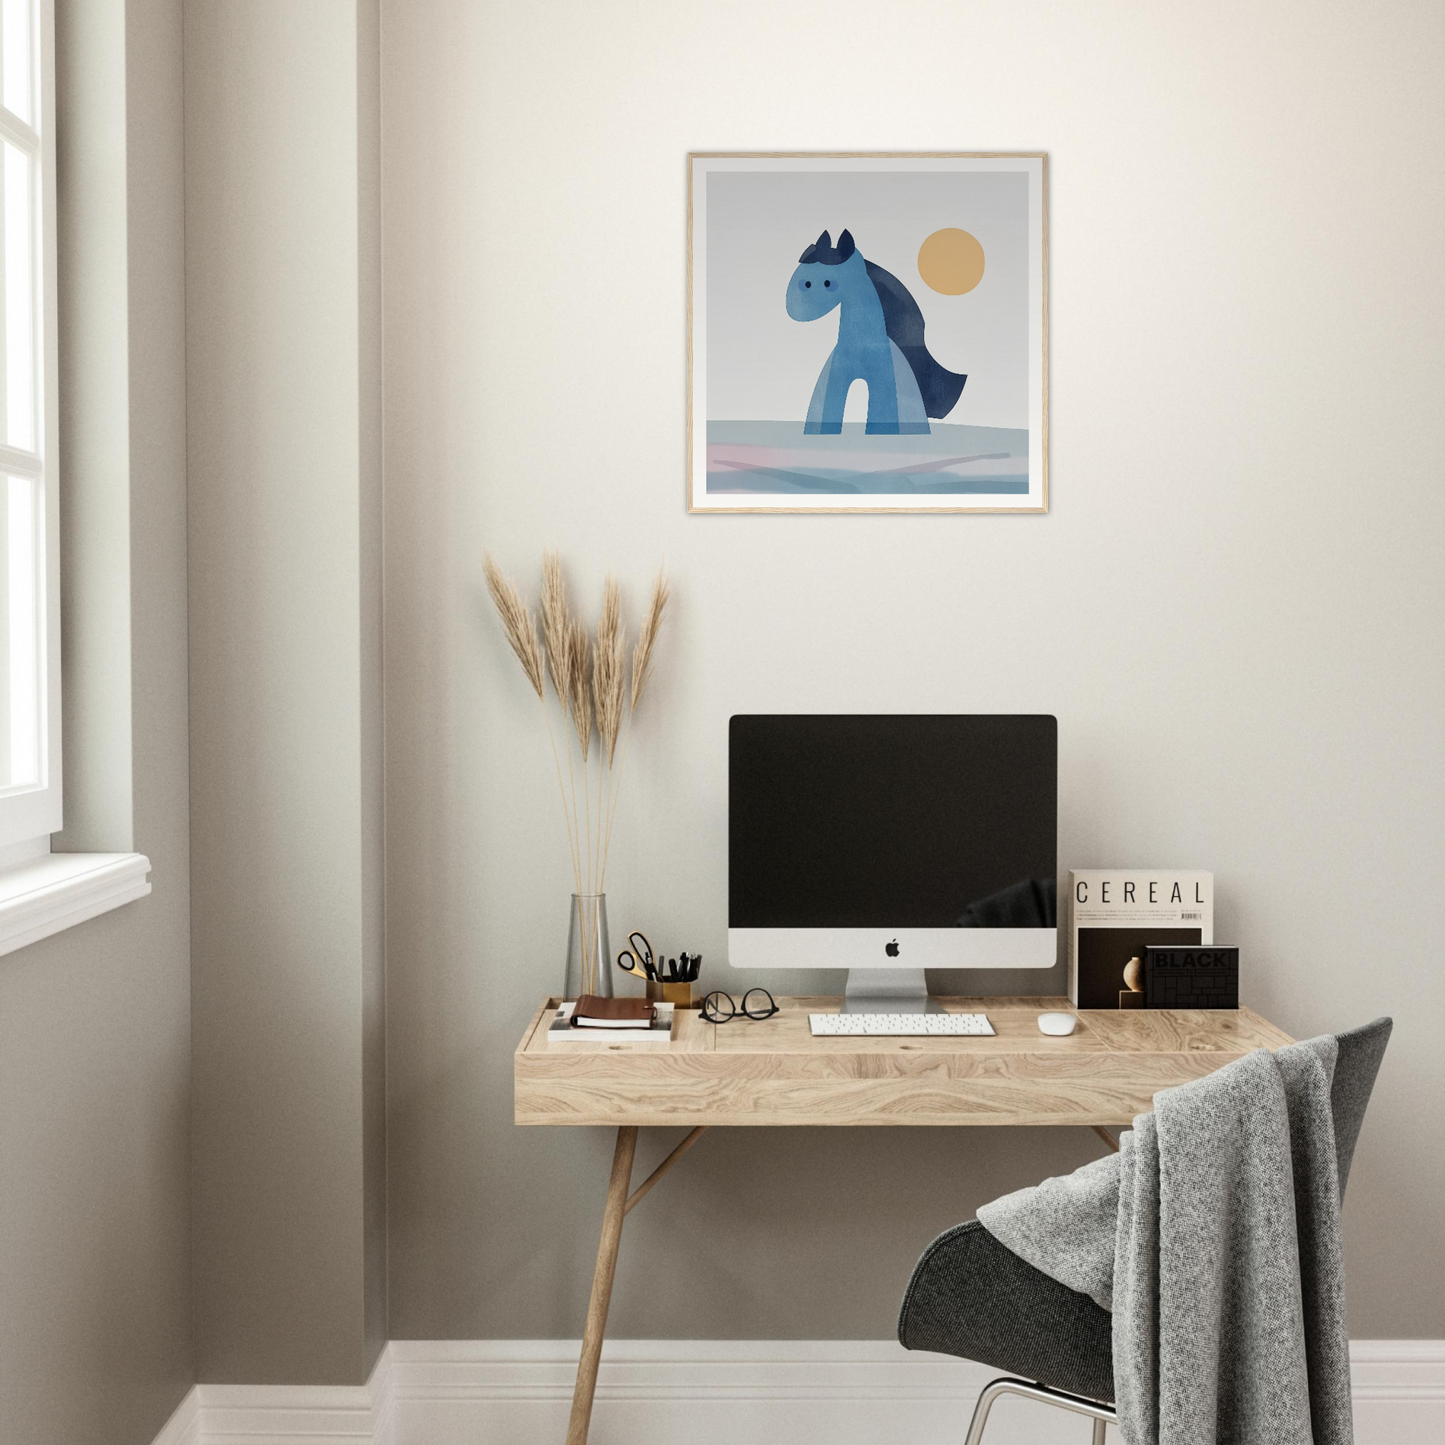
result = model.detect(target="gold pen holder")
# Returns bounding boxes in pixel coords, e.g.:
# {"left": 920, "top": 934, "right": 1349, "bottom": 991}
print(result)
{"left": 647, "top": 979, "right": 693, "bottom": 1009}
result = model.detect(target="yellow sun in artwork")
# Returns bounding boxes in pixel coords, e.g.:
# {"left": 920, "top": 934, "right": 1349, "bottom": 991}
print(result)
{"left": 917, "top": 228, "right": 985, "bottom": 295}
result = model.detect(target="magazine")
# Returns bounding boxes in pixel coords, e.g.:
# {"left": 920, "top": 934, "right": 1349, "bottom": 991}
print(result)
{"left": 1068, "top": 870, "right": 1213, "bottom": 1009}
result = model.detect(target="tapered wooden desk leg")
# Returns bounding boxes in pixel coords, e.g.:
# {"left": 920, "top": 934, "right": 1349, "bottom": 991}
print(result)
{"left": 1091, "top": 1125, "right": 1121, "bottom": 1153}
{"left": 566, "top": 1125, "right": 638, "bottom": 1445}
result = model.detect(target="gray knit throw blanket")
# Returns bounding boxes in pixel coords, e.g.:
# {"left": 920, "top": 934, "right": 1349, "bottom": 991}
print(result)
{"left": 977, "top": 1037, "right": 1353, "bottom": 1445}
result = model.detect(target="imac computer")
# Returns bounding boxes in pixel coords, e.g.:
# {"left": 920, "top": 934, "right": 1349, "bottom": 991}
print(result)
{"left": 728, "top": 714, "right": 1058, "bottom": 1013}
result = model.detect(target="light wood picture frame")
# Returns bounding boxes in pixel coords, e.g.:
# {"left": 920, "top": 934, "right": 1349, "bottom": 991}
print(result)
{"left": 687, "top": 153, "right": 1048, "bottom": 515}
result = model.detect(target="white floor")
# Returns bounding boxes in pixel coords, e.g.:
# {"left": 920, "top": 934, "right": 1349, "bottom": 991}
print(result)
{"left": 153, "top": 1339, "right": 1445, "bottom": 1445}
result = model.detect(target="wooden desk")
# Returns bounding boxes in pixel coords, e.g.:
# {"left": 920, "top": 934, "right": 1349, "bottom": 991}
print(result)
{"left": 514, "top": 995, "right": 1293, "bottom": 1444}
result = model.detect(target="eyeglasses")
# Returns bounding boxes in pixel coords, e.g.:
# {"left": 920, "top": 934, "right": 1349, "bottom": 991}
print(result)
{"left": 700, "top": 988, "right": 779, "bottom": 1023}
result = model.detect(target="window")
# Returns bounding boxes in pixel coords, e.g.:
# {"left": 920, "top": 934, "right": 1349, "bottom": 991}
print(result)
{"left": 0, "top": 0, "right": 57, "bottom": 855}
{"left": 0, "top": 0, "right": 149, "bottom": 951}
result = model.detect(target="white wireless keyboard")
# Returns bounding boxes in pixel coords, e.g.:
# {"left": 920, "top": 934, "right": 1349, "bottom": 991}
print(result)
{"left": 808, "top": 1012, "right": 995, "bottom": 1037}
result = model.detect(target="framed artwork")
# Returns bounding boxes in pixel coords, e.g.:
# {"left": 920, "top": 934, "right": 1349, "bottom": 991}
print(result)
{"left": 687, "top": 153, "right": 1047, "bottom": 514}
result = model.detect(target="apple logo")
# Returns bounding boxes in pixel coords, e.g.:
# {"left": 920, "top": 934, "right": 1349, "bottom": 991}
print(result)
{"left": 885, "top": 939, "right": 900, "bottom": 957}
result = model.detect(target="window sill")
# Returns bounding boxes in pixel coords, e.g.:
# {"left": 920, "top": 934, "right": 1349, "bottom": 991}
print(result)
{"left": 0, "top": 852, "right": 152, "bottom": 958}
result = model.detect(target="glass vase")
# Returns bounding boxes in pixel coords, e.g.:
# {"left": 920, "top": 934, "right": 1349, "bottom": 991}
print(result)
{"left": 564, "top": 893, "right": 612, "bottom": 1001}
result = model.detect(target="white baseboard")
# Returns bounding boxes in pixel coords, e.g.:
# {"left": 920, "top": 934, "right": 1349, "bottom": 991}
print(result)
{"left": 150, "top": 1353, "right": 395, "bottom": 1445}
{"left": 150, "top": 1338, "right": 1445, "bottom": 1445}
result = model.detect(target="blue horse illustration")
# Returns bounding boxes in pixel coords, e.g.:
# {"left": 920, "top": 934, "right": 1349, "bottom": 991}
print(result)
{"left": 786, "top": 229, "right": 966, "bottom": 435}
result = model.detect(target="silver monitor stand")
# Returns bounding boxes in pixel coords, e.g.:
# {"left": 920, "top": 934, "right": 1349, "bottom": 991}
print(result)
{"left": 841, "top": 967, "right": 942, "bottom": 1014}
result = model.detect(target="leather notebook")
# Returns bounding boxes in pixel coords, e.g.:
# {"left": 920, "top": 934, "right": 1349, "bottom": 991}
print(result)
{"left": 571, "top": 995, "right": 657, "bottom": 1029}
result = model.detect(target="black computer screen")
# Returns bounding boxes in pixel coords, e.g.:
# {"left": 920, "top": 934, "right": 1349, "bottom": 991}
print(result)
{"left": 728, "top": 715, "right": 1057, "bottom": 929}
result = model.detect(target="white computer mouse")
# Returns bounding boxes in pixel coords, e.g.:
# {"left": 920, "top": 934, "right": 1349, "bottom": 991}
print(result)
{"left": 1037, "top": 1011, "right": 1078, "bottom": 1036}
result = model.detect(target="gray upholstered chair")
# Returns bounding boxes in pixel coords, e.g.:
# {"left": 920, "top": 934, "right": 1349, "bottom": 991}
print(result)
{"left": 898, "top": 1018, "right": 1392, "bottom": 1443}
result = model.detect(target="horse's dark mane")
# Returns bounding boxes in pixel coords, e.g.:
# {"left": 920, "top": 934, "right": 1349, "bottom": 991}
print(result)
{"left": 864, "top": 260, "right": 967, "bottom": 419}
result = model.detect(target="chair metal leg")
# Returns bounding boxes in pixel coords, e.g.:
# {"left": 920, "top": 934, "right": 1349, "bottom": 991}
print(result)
{"left": 963, "top": 1377, "right": 1117, "bottom": 1445}
{"left": 962, "top": 1379, "right": 1007, "bottom": 1445}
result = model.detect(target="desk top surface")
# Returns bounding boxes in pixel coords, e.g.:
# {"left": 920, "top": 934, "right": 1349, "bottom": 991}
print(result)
{"left": 514, "top": 996, "right": 1293, "bottom": 1128}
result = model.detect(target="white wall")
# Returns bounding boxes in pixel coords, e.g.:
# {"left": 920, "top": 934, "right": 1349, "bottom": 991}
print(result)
{"left": 381, "top": 0, "right": 1445, "bottom": 1342}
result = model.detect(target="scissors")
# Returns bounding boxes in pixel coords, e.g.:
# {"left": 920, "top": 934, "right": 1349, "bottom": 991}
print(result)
{"left": 616, "top": 931, "right": 657, "bottom": 982}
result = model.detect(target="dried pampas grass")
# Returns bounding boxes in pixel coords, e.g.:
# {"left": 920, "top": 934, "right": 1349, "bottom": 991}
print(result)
{"left": 483, "top": 555, "right": 544, "bottom": 700}
{"left": 631, "top": 568, "right": 669, "bottom": 710}
{"left": 567, "top": 618, "right": 593, "bottom": 761}
{"left": 483, "top": 552, "right": 669, "bottom": 915}
{"left": 540, "top": 550, "right": 572, "bottom": 707}
{"left": 593, "top": 578, "right": 625, "bottom": 766}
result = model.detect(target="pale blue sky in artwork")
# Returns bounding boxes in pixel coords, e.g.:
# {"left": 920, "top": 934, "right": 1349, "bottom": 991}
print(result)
{"left": 707, "top": 169, "right": 1029, "bottom": 429}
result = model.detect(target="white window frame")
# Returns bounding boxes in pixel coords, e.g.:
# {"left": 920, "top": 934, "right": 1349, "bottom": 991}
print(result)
{"left": 0, "top": 0, "right": 59, "bottom": 853}
{"left": 0, "top": 0, "right": 150, "bottom": 955}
